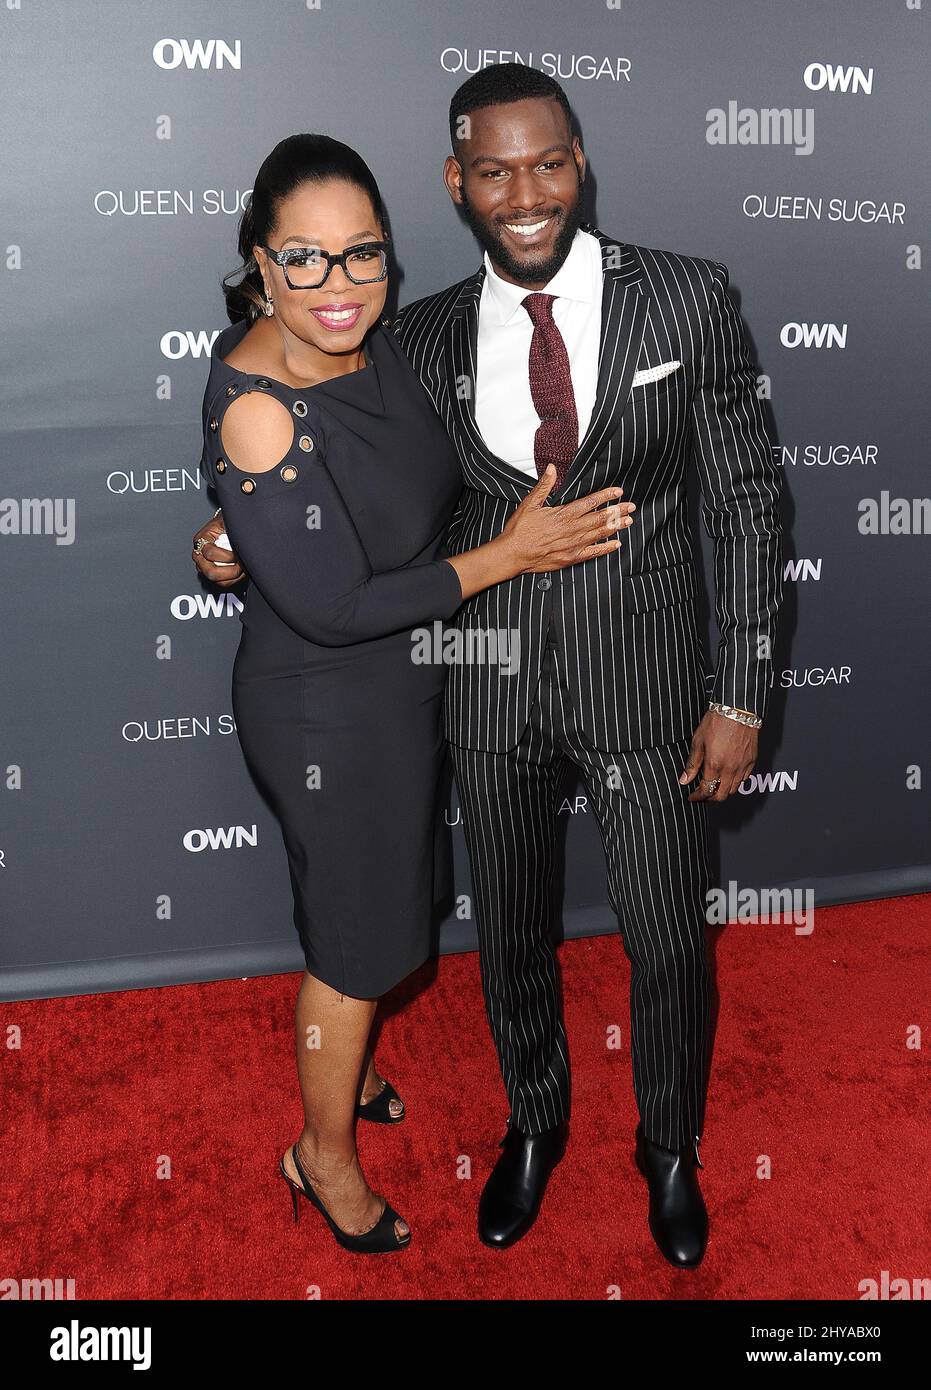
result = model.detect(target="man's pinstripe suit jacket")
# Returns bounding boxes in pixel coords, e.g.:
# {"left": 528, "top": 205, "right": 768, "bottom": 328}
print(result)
{"left": 391, "top": 223, "right": 784, "bottom": 754}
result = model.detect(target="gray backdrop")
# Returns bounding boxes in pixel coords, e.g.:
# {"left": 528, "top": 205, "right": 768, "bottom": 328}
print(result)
{"left": 2, "top": 1, "right": 928, "bottom": 1001}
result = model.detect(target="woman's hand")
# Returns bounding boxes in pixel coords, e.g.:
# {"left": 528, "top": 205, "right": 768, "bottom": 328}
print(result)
{"left": 192, "top": 513, "right": 245, "bottom": 587}
{"left": 445, "top": 465, "right": 636, "bottom": 602}
{"left": 500, "top": 465, "right": 635, "bottom": 574}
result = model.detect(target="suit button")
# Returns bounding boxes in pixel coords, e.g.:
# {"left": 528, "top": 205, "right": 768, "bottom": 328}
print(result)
{"left": 537, "top": 576, "right": 552, "bottom": 591}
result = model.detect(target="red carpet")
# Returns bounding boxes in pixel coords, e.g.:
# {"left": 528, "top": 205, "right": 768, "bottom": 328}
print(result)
{"left": 2, "top": 895, "right": 928, "bottom": 1300}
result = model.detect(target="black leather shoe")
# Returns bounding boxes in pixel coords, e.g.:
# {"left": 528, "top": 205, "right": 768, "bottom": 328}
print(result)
{"left": 478, "top": 1118, "right": 568, "bottom": 1249}
{"left": 634, "top": 1121, "right": 708, "bottom": 1268}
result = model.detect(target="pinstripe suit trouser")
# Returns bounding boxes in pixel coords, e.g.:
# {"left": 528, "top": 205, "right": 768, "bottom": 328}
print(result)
{"left": 450, "top": 624, "right": 713, "bottom": 1151}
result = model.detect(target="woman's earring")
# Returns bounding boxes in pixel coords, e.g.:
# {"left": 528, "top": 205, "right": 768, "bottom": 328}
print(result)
{"left": 263, "top": 292, "right": 274, "bottom": 317}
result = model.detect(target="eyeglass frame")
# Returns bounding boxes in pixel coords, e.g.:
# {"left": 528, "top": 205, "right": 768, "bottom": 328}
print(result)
{"left": 258, "top": 240, "right": 390, "bottom": 291}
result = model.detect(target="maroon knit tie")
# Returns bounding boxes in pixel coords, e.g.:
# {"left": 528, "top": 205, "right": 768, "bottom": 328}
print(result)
{"left": 522, "top": 292, "right": 578, "bottom": 493}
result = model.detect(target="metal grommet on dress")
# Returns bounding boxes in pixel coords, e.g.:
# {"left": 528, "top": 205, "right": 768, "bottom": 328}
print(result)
{"left": 292, "top": 400, "right": 308, "bottom": 417}
{"left": 255, "top": 377, "right": 272, "bottom": 389}
{"left": 209, "top": 417, "right": 218, "bottom": 432}
{"left": 240, "top": 478, "right": 255, "bottom": 493}
{"left": 280, "top": 465, "right": 299, "bottom": 483}
{"left": 226, "top": 384, "right": 238, "bottom": 397}
{"left": 298, "top": 435, "right": 314, "bottom": 452}
{"left": 215, "top": 458, "right": 226, "bottom": 473}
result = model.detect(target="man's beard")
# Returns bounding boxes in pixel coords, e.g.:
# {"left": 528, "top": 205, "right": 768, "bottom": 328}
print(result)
{"left": 459, "top": 178, "right": 584, "bottom": 285}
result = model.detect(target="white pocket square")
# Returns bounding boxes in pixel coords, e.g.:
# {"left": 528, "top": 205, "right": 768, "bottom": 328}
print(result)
{"left": 631, "top": 359, "right": 681, "bottom": 387}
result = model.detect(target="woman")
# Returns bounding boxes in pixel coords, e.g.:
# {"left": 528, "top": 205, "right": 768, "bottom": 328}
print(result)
{"left": 195, "top": 134, "right": 633, "bottom": 1253}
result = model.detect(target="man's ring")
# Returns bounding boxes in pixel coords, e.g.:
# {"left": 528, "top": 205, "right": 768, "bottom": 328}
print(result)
{"left": 700, "top": 778, "right": 721, "bottom": 792}
{"left": 193, "top": 537, "right": 206, "bottom": 554}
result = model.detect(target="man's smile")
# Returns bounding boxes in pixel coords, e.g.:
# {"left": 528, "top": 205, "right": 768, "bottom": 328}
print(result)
{"left": 500, "top": 214, "right": 557, "bottom": 247}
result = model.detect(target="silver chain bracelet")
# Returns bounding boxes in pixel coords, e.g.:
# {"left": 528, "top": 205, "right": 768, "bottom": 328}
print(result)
{"left": 708, "top": 702, "right": 762, "bottom": 729}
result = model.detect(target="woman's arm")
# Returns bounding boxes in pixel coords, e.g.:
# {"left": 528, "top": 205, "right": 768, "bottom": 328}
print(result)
{"left": 201, "top": 393, "right": 634, "bottom": 644}
{"left": 211, "top": 392, "right": 460, "bottom": 645}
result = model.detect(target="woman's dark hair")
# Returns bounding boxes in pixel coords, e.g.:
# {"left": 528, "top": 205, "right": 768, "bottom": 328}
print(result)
{"left": 222, "top": 133, "right": 388, "bottom": 324}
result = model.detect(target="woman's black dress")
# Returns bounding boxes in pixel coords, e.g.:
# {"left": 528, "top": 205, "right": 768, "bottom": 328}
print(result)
{"left": 199, "top": 316, "right": 464, "bottom": 997}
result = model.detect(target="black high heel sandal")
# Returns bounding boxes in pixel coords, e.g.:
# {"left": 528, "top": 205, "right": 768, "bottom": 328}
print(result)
{"left": 279, "top": 1144, "right": 411, "bottom": 1254}
{"left": 355, "top": 1076, "right": 405, "bottom": 1125}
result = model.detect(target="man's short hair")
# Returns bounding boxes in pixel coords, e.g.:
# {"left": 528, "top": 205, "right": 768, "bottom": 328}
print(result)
{"left": 448, "top": 63, "right": 574, "bottom": 153}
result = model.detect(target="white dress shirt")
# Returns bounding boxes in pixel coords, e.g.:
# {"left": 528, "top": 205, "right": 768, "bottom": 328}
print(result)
{"left": 474, "top": 227, "right": 603, "bottom": 477}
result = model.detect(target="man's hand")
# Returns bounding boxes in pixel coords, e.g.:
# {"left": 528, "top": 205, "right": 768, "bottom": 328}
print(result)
{"left": 192, "top": 513, "right": 244, "bottom": 588}
{"left": 679, "top": 710, "right": 757, "bottom": 801}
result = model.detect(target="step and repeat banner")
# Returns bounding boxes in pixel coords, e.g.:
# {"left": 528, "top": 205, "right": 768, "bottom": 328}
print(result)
{"left": 2, "top": 1, "right": 928, "bottom": 999}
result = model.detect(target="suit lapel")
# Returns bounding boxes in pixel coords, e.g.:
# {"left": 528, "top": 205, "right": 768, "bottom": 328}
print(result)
{"left": 557, "top": 224, "right": 649, "bottom": 497}
{"left": 444, "top": 267, "right": 537, "bottom": 493}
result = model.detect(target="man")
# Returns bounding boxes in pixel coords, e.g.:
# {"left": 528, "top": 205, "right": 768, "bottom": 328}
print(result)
{"left": 194, "top": 64, "right": 783, "bottom": 1268}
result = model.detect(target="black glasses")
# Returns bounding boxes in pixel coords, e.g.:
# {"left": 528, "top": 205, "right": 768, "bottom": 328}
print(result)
{"left": 260, "top": 241, "right": 389, "bottom": 290}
